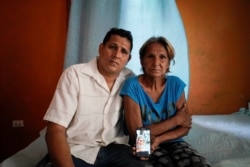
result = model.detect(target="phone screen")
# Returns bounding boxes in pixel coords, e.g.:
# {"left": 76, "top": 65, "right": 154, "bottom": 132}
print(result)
{"left": 135, "top": 128, "right": 151, "bottom": 157}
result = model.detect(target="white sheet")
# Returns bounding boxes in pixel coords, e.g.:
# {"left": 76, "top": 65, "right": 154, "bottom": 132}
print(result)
{"left": 1, "top": 112, "right": 250, "bottom": 167}
{"left": 184, "top": 111, "right": 250, "bottom": 165}
{"left": 213, "top": 157, "right": 250, "bottom": 167}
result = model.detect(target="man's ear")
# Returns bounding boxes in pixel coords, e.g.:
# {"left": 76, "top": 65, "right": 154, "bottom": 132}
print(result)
{"left": 98, "top": 43, "right": 103, "bottom": 53}
{"left": 127, "top": 54, "right": 131, "bottom": 63}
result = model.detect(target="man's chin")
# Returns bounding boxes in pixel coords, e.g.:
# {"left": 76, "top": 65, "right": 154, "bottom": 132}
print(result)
{"left": 106, "top": 68, "right": 120, "bottom": 75}
{"left": 107, "top": 65, "right": 120, "bottom": 72}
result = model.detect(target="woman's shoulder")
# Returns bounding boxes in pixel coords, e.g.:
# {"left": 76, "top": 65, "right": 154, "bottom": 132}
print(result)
{"left": 167, "top": 75, "right": 182, "bottom": 82}
{"left": 166, "top": 75, "right": 186, "bottom": 87}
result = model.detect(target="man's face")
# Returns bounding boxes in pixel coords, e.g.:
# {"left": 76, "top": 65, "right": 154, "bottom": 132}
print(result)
{"left": 98, "top": 35, "right": 131, "bottom": 76}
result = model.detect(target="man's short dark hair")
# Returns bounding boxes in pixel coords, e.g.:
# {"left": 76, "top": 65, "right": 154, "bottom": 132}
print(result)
{"left": 103, "top": 28, "right": 133, "bottom": 52}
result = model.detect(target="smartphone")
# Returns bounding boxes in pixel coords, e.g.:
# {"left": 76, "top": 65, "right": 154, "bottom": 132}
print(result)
{"left": 135, "top": 127, "right": 151, "bottom": 157}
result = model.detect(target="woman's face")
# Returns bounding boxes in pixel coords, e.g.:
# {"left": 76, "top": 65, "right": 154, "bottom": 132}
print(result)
{"left": 141, "top": 42, "right": 169, "bottom": 77}
{"left": 136, "top": 137, "right": 145, "bottom": 149}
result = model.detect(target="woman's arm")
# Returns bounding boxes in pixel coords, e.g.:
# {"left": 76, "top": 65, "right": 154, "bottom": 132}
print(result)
{"left": 148, "top": 93, "right": 191, "bottom": 137}
{"left": 124, "top": 92, "right": 191, "bottom": 150}
{"left": 124, "top": 95, "right": 143, "bottom": 145}
{"left": 150, "top": 92, "right": 192, "bottom": 150}
{"left": 151, "top": 126, "right": 190, "bottom": 151}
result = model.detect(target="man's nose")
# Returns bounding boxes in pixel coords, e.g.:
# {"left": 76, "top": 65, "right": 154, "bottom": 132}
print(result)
{"left": 113, "top": 49, "right": 121, "bottom": 58}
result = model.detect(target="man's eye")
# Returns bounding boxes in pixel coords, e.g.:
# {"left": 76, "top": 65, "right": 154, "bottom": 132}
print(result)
{"left": 121, "top": 49, "right": 129, "bottom": 55}
{"left": 109, "top": 45, "right": 116, "bottom": 50}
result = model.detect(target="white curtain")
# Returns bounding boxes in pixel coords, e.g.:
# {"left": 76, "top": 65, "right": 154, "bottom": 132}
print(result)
{"left": 64, "top": 0, "right": 189, "bottom": 97}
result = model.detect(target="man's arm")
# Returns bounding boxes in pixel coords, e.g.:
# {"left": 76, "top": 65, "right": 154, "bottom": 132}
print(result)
{"left": 45, "top": 121, "right": 75, "bottom": 167}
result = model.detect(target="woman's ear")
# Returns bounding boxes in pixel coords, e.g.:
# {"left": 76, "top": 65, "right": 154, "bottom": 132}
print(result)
{"left": 140, "top": 60, "right": 144, "bottom": 73}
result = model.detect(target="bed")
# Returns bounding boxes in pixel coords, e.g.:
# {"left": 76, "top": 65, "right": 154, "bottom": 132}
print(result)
{"left": 1, "top": 109, "right": 250, "bottom": 167}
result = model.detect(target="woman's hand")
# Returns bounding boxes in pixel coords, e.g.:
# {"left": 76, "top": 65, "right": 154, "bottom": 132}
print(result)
{"left": 131, "top": 146, "right": 150, "bottom": 160}
{"left": 151, "top": 136, "right": 161, "bottom": 153}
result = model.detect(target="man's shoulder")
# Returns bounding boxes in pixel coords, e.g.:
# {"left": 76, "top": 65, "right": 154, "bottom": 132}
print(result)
{"left": 122, "top": 75, "right": 138, "bottom": 87}
{"left": 67, "top": 63, "right": 87, "bottom": 69}
{"left": 120, "top": 67, "right": 135, "bottom": 78}
{"left": 63, "top": 63, "right": 86, "bottom": 74}
{"left": 65, "top": 57, "right": 97, "bottom": 72}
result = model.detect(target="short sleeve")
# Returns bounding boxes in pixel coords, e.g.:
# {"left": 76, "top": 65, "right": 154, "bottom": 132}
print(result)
{"left": 43, "top": 66, "right": 79, "bottom": 127}
{"left": 120, "top": 77, "right": 140, "bottom": 104}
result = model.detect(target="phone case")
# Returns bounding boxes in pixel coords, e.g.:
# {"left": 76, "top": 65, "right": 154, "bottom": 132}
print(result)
{"left": 135, "top": 127, "right": 151, "bottom": 157}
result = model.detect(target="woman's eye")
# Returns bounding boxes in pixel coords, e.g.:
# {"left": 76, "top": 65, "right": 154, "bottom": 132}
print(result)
{"left": 146, "top": 54, "right": 154, "bottom": 58}
{"left": 160, "top": 55, "right": 167, "bottom": 59}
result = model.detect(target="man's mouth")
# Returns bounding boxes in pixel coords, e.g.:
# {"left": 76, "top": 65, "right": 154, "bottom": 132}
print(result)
{"left": 109, "top": 60, "right": 119, "bottom": 65}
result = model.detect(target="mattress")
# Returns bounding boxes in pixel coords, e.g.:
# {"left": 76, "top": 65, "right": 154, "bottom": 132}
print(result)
{"left": 1, "top": 110, "right": 250, "bottom": 167}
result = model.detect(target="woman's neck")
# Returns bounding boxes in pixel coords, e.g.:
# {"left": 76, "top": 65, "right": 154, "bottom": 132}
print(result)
{"left": 140, "top": 75, "right": 165, "bottom": 90}
{"left": 139, "top": 75, "right": 166, "bottom": 103}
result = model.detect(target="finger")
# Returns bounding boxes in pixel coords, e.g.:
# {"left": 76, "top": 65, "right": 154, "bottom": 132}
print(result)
{"left": 140, "top": 157, "right": 149, "bottom": 160}
{"left": 178, "top": 103, "right": 188, "bottom": 113}
{"left": 181, "top": 103, "right": 187, "bottom": 110}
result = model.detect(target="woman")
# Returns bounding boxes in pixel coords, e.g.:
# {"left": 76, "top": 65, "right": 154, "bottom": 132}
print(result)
{"left": 120, "top": 36, "right": 211, "bottom": 167}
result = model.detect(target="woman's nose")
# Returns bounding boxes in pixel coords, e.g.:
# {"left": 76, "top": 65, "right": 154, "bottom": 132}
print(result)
{"left": 153, "top": 57, "right": 160, "bottom": 65}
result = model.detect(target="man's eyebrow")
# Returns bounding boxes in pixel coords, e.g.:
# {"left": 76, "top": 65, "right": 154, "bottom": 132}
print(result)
{"left": 122, "top": 47, "right": 130, "bottom": 53}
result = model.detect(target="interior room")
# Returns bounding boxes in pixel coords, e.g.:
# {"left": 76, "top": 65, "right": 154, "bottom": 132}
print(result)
{"left": 0, "top": 0, "right": 249, "bottom": 166}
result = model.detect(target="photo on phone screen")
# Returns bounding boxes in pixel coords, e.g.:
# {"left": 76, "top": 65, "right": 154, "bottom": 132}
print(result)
{"left": 136, "top": 128, "right": 150, "bottom": 157}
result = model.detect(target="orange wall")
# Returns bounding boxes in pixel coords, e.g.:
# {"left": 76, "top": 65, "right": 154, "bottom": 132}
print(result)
{"left": 0, "top": 0, "right": 68, "bottom": 161}
{"left": 177, "top": 0, "right": 250, "bottom": 114}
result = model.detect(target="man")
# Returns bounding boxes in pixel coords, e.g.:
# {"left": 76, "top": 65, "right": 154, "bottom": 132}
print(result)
{"left": 37, "top": 28, "right": 148, "bottom": 167}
